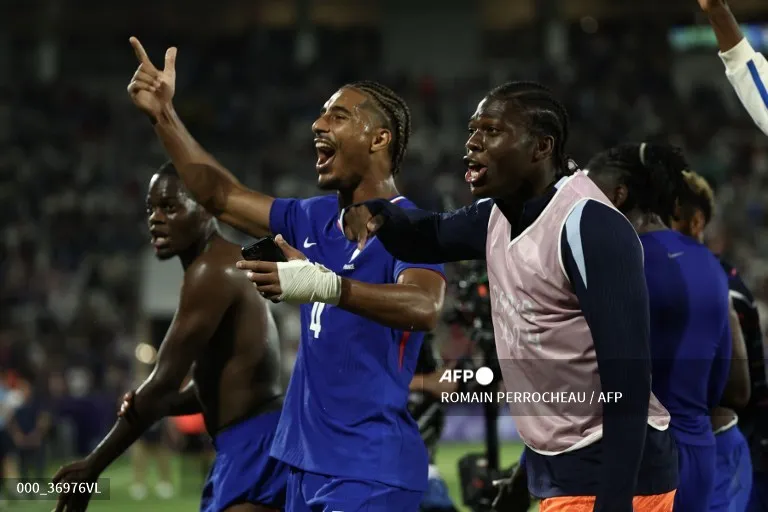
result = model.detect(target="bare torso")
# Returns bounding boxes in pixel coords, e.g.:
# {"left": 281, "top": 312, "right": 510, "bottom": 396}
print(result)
{"left": 189, "top": 235, "right": 283, "bottom": 433}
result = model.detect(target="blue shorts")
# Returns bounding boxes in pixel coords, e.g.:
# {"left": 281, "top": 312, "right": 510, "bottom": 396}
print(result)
{"left": 286, "top": 467, "right": 423, "bottom": 512}
{"left": 711, "top": 426, "right": 753, "bottom": 512}
{"left": 748, "top": 472, "right": 768, "bottom": 512}
{"left": 200, "top": 411, "right": 289, "bottom": 512}
{"left": 674, "top": 441, "right": 716, "bottom": 512}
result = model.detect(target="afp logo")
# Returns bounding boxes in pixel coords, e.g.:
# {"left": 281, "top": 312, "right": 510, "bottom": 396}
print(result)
{"left": 439, "top": 366, "right": 494, "bottom": 386}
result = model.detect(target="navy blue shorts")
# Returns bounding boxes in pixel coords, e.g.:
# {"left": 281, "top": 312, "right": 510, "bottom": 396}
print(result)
{"left": 674, "top": 441, "right": 716, "bottom": 512}
{"left": 200, "top": 411, "right": 289, "bottom": 512}
{"left": 286, "top": 466, "right": 423, "bottom": 512}
{"left": 711, "top": 426, "right": 752, "bottom": 512}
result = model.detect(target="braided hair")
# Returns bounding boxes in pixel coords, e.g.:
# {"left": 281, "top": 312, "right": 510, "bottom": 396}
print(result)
{"left": 586, "top": 143, "right": 689, "bottom": 223}
{"left": 346, "top": 81, "right": 411, "bottom": 175}
{"left": 486, "top": 81, "right": 572, "bottom": 178}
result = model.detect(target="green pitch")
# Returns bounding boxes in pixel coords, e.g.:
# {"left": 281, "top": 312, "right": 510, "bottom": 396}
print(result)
{"left": 2, "top": 442, "right": 526, "bottom": 511}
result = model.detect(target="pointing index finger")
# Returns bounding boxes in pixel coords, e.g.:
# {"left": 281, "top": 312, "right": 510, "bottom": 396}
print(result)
{"left": 129, "top": 37, "right": 153, "bottom": 68}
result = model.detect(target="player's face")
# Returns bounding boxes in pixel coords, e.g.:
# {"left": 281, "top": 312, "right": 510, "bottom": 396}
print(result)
{"left": 464, "top": 97, "right": 540, "bottom": 199}
{"left": 311, "top": 88, "right": 385, "bottom": 190}
{"left": 146, "top": 174, "right": 209, "bottom": 260}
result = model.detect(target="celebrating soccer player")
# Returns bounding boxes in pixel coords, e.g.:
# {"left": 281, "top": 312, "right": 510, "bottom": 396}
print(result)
{"left": 125, "top": 38, "right": 445, "bottom": 511}
{"left": 52, "top": 163, "right": 288, "bottom": 512}
{"left": 699, "top": 0, "right": 768, "bottom": 136}
{"left": 343, "top": 82, "right": 678, "bottom": 512}
{"left": 674, "top": 170, "right": 765, "bottom": 512}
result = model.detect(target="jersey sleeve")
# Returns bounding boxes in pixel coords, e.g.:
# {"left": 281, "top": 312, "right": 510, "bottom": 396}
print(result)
{"left": 720, "top": 38, "right": 768, "bottom": 136}
{"left": 560, "top": 199, "right": 651, "bottom": 512}
{"left": 359, "top": 198, "right": 492, "bottom": 263}
{"left": 268, "top": 198, "right": 302, "bottom": 248}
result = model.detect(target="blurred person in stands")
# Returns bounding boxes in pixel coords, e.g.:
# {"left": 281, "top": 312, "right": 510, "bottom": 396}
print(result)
{"left": 699, "top": 0, "right": 768, "bottom": 136}
{"left": 673, "top": 170, "right": 765, "bottom": 512}
{"left": 54, "top": 163, "right": 287, "bottom": 512}
{"left": 7, "top": 374, "right": 51, "bottom": 486}
{"left": 128, "top": 361, "right": 174, "bottom": 501}
{"left": 126, "top": 38, "right": 445, "bottom": 511}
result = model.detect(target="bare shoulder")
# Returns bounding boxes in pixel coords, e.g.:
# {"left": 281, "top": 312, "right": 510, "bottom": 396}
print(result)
{"left": 184, "top": 249, "right": 239, "bottom": 300}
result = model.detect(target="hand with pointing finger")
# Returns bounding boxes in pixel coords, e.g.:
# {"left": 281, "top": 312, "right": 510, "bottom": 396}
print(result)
{"left": 126, "top": 37, "right": 177, "bottom": 121}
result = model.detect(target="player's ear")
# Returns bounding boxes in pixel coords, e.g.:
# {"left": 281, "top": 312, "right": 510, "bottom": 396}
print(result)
{"left": 612, "top": 184, "right": 629, "bottom": 210}
{"left": 370, "top": 128, "right": 391, "bottom": 154}
{"left": 532, "top": 135, "right": 554, "bottom": 163}
{"left": 692, "top": 209, "right": 706, "bottom": 237}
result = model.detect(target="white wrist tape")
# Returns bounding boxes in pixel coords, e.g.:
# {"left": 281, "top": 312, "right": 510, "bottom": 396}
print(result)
{"left": 276, "top": 260, "right": 342, "bottom": 305}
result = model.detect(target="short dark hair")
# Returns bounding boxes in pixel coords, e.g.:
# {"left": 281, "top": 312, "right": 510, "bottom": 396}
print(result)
{"left": 587, "top": 143, "right": 689, "bottom": 223}
{"left": 486, "top": 81, "right": 571, "bottom": 178}
{"left": 346, "top": 81, "right": 411, "bottom": 175}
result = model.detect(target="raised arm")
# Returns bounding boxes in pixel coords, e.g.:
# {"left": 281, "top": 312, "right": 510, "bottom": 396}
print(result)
{"left": 561, "top": 200, "right": 651, "bottom": 512}
{"left": 342, "top": 199, "right": 493, "bottom": 263}
{"left": 699, "top": 1, "right": 768, "bottom": 135}
{"left": 126, "top": 37, "right": 274, "bottom": 237}
{"left": 54, "top": 264, "right": 233, "bottom": 490}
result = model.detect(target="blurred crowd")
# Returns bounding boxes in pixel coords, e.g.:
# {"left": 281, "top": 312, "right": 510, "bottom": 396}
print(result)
{"left": 2, "top": 19, "right": 768, "bottom": 470}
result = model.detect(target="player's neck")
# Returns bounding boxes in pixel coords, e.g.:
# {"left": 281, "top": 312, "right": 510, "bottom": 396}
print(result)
{"left": 496, "top": 168, "right": 556, "bottom": 226}
{"left": 337, "top": 176, "right": 399, "bottom": 209}
{"left": 179, "top": 226, "right": 217, "bottom": 269}
{"left": 628, "top": 211, "right": 667, "bottom": 234}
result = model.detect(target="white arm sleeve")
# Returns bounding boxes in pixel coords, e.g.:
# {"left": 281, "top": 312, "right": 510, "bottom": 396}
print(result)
{"left": 720, "top": 38, "right": 768, "bottom": 136}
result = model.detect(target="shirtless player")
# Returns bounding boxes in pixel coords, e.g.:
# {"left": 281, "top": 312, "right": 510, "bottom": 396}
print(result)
{"left": 52, "top": 163, "right": 288, "bottom": 512}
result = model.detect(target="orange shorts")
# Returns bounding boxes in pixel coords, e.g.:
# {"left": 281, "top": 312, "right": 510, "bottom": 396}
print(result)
{"left": 540, "top": 490, "right": 675, "bottom": 512}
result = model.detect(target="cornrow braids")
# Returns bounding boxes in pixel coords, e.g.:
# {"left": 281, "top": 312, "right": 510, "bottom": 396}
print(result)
{"left": 487, "top": 81, "right": 572, "bottom": 178}
{"left": 587, "top": 142, "right": 689, "bottom": 223}
{"left": 346, "top": 81, "right": 411, "bottom": 175}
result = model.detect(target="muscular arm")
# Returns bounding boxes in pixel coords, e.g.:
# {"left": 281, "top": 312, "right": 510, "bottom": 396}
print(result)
{"left": 338, "top": 268, "right": 446, "bottom": 332}
{"left": 86, "top": 264, "right": 233, "bottom": 473}
{"left": 153, "top": 105, "right": 274, "bottom": 237}
{"left": 704, "top": 4, "right": 768, "bottom": 135}
{"left": 718, "top": 300, "right": 750, "bottom": 409}
{"left": 561, "top": 200, "right": 651, "bottom": 512}
{"left": 348, "top": 199, "right": 492, "bottom": 263}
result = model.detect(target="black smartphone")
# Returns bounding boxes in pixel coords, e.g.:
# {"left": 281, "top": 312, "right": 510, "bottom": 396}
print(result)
{"left": 241, "top": 236, "right": 287, "bottom": 262}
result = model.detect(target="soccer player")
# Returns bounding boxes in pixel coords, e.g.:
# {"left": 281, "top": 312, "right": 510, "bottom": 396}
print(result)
{"left": 52, "top": 163, "right": 288, "bottom": 512}
{"left": 673, "top": 170, "right": 763, "bottom": 512}
{"left": 699, "top": 0, "right": 768, "bottom": 136}
{"left": 586, "top": 143, "right": 735, "bottom": 512}
{"left": 343, "top": 82, "right": 677, "bottom": 512}
{"left": 126, "top": 38, "right": 445, "bottom": 511}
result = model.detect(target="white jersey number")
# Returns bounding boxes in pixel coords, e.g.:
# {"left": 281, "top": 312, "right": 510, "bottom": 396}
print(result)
{"left": 310, "top": 302, "right": 326, "bottom": 339}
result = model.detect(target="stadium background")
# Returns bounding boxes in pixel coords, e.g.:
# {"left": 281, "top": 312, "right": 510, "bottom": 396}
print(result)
{"left": 2, "top": 0, "right": 768, "bottom": 509}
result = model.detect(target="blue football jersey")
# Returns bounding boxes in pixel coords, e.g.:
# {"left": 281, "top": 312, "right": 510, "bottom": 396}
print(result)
{"left": 641, "top": 230, "right": 731, "bottom": 446}
{"left": 268, "top": 194, "right": 444, "bottom": 491}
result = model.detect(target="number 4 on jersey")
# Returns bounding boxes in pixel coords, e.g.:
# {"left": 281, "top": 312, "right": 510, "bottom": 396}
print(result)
{"left": 310, "top": 302, "right": 326, "bottom": 338}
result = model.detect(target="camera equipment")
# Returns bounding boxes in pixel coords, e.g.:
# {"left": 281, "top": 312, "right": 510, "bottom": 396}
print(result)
{"left": 444, "top": 260, "right": 508, "bottom": 511}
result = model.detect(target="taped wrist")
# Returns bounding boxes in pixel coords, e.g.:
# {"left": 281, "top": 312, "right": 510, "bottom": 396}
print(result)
{"left": 277, "top": 260, "right": 342, "bottom": 305}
